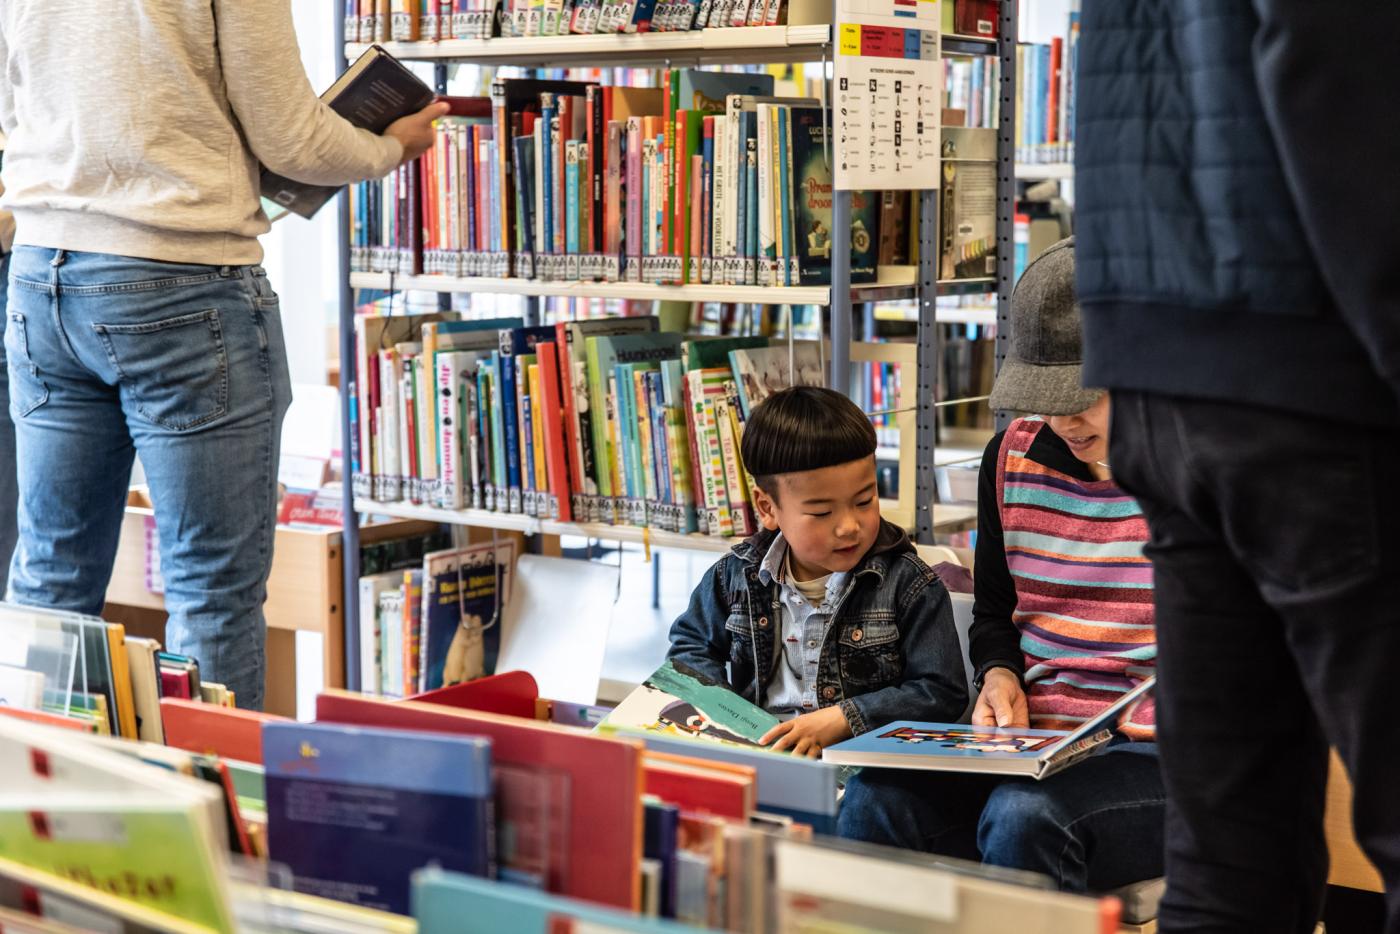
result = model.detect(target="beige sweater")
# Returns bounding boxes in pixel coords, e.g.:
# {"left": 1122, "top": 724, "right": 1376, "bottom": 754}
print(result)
{"left": 0, "top": 1, "right": 404, "bottom": 266}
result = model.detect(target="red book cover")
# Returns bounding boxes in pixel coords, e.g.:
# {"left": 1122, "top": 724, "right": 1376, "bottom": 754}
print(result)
{"left": 1048, "top": 37, "right": 1063, "bottom": 145}
{"left": 643, "top": 753, "right": 756, "bottom": 822}
{"left": 535, "top": 341, "right": 573, "bottom": 522}
{"left": 661, "top": 69, "right": 673, "bottom": 254}
{"left": 315, "top": 690, "right": 644, "bottom": 910}
{"left": 408, "top": 669, "right": 540, "bottom": 720}
{"left": 679, "top": 371, "right": 708, "bottom": 532}
{"left": 555, "top": 321, "right": 585, "bottom": 515}
{"left": 435, "top": 95, "right": 493, "bottom": 118}
{"left": 584, "top": 87, "right": 598, "bottom": 254}
{"left": 954, "top": 0, "right": 997, "bottom": 38}
{"left": 160, "top": 668, "right": 192, "bottom": 700}
{"left": 0, "top": 707, "right": 94, "bottom": 733}
{"left": 160, "top": 698, "right": 290, "bottom": 764}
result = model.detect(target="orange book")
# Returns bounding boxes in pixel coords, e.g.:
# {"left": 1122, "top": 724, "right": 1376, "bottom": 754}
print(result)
{"left": 104, "top": 625, "right": 139, "bottom": 739}
{"left": 316, "top": 689, "right": 644, "bottom": 910}
{"left": 644, "top": 752, "right": 756, "bottom": 821}
{"left": 0, "top": 706, "right": 95, "bottom": 733}
{"left": 160, "top": 698, "right": 290, "bottom": 764}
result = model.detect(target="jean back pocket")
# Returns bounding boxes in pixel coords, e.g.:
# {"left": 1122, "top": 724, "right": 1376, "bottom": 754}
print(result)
{"left": 93, "top": 309, "right": 229, "bottom": 431}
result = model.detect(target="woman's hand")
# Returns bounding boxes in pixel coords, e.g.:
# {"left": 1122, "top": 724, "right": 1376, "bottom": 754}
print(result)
{"left": 386, "top": 100, "right": 452, "bottom": 163}
{"left": 760, "top": 706, "right": 853, "bottom": 759}
{"left": 971, "top": 667, "right": 1030, "bottom": 728}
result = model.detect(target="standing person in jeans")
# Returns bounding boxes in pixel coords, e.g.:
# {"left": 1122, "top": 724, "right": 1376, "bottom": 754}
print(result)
{"left": 0, "top": 198, "right": 15, "bottom": 593}
{"left": 1076, "top": 2, "right": 1400, "bottom": 931}
{"left": 839, "top": 240, "right": 1163, "bottom": 894}
{"left": 0, "top": 2, "right": 447, "bottom": 710}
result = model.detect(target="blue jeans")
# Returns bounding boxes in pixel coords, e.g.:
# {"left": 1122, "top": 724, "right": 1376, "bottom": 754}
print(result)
{"left": 5, "top": 248, "right": 292, "bottom": 710}
{"left": 838, "top": 747, "right": 1166, "bottom": 893}
{"left": 0, "top": 254, "right": 17, "bottom": 595}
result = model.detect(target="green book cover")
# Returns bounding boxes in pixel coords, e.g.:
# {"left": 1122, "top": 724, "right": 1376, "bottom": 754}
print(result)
{"left": 598, "top": 659, "right": 779, "bottom": 747}
{"left": 682, "top": 336, "right": 770, "bottom": 370}
{"left": 0, "top": 804, "right": 234, "bottom": 932}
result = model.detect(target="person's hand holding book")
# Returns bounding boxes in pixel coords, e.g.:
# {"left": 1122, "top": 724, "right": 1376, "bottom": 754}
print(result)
{"left": 761, "top": 706, "right": 854, "bottom": 759}
{"left": 972, "top": 667, "right": 1030, "bottom": 729}
{"left": 386, "top": 100, "right": 452, "bottom": 164}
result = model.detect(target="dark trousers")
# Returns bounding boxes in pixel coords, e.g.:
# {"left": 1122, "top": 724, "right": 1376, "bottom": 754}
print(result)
{"left": 1111, "top": 391, "right": 1400, "bottom": 933}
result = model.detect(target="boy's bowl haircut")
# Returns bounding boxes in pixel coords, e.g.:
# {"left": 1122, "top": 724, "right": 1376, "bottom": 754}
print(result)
{"left": 741, "top": 387, "right": 877, "bottom": 496}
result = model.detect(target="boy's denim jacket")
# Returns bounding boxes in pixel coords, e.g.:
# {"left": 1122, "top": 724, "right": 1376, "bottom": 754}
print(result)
{"left": 667, "top": 519, "right": 969, "bottom": 735}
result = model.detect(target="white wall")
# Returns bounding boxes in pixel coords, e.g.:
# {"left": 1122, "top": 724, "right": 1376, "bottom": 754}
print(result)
{"left": 1019, "top": 0, "right": 1075, "bottom": 44}
{"left": 260, "top": 0, "right": 342, "bottom": 388}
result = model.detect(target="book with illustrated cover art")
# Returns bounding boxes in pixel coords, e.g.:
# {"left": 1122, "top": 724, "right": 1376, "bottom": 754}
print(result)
{"left": 597, "top": 659, "right": 778, "bottom": 749}
{"left": 822, "top": 677, "right": 1156, "bottom": 779}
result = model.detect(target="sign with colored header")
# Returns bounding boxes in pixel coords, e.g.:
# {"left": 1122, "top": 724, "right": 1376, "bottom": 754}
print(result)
{"left": 833, "top": 0, "right": 941, "bottom": 190}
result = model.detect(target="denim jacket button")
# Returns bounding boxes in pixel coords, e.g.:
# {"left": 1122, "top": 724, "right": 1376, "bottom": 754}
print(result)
{"left": 852, "top": 629, "right": 864, "bottom": 642}
{"left": 822, "top": 686, "right": 837, "bottom": 700}
{"left": 758, "top": 616, "right": 769, "bottom": 628}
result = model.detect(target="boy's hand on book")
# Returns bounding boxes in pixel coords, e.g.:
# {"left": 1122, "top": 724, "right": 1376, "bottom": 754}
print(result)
{"left": 760, "top": 707, "right": 853, "bottom": 759}
{"left": 972, "top": 667, "right": 1030, "bottom": 729}
{"left": 386, "top": 101, "right": 452, "bottom": 164}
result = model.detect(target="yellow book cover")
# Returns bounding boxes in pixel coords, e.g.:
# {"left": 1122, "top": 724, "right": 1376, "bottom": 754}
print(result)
{"left": 528, "top": 364, "right": 548, "bottom": 495}
{"left": 103, "top": 626, "right": 138, "bottom": 740}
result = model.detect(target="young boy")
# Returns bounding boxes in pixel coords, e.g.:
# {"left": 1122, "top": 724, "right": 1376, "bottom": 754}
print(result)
{"left": 668, "top": 386, "right": 968, "bottom": 758}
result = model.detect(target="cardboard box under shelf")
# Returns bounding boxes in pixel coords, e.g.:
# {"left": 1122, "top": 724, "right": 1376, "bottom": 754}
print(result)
{"left": 104, "top": 489, "right": 436, "bottom": 716}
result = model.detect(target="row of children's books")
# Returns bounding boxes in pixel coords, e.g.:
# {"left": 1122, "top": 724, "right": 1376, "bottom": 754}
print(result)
{"left": 1014, "top": 14, "right": 1080, "bottom": 164}
{"left": 349, "top": 71, "right": 914, "bottom": 287}
{"left": 350, "top": 309, "right": 887, "bottom": 538}
{"left": 347, "top": 0, "right": 791, "bottom": 44}
{"left": 0, "top": 603, "right": 232, "bottom": 744}
{"left": 944, "top": 53, "right": 1000, "bottom": 131}
{"left": 0, "top": 653, "right": 1123, "bottom": 933}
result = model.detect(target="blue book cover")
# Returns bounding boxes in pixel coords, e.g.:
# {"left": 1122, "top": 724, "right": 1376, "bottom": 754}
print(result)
{"left": 485, "top": 359, "right": 507, "bottom": 511}
{"left": 776, "top": 105, "right": 793, "bottom": 286}
{"left": 264, "top": 722, "right": 494, "bottom": 916}
{"left": 822, "top": 678, "right": 1157, "bottom": 780}
{"left": 643, "top": 800, "right": 679, "bottom": 918}
{"left": 734, "top": 112, "right": 748, "bottom": 280}
{"left": 420, "top": 541, "right": 516, "bottom": 689}
{"left": 613, "top": 363, "right": 638, "bottom": 504}
{"left": 744, "top": 129, "right": 759, "bottom": 281}
{"left": 701, "top": 129, "right": 714, "bottom": 269}
{"left": 414, "top": 868, "right": 700, "bottom": 934}
{"left": 565, "top": 140, "right": 580, "bottom": 255}
{"left": 606, "top": 730, "right": 839, "bottom": 833}
{"left": 648, "top": 371, "right": 671, "bottom": 513}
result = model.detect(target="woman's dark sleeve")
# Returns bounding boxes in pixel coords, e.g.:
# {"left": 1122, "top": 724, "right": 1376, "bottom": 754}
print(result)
{"left": 969, "top": 430, "right": 1025, "bottom": 685}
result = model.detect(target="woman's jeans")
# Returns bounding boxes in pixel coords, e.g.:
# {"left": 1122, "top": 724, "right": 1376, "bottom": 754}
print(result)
{"left": 5, "top": 247, "right": 292, "bottom": 710}
{"left": 838, "top": 746, "right": 1166, "bottom": 893}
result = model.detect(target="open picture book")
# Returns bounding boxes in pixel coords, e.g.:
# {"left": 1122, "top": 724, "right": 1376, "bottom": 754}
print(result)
{"left": 595, "top": 659, "right": 779, "bottom": 749}
{"left": 821, "top": 677, "right": 1156, "bottom": 780}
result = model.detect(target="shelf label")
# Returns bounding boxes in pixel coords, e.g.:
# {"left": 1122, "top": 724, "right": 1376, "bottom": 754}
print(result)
{"left": 834, "top": 0, "right": 940, "bottom": 191}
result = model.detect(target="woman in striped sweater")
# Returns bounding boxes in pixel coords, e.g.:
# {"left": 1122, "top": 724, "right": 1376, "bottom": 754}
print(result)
{"left": 838, "top": 239, "right": 1163, "bottom": 893}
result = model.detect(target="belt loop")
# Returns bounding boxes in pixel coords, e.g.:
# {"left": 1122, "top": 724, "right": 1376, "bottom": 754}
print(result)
{"left": 49, "top": 249, "right": 65, "bottom": 268}
{"left": 218, "top": 265, "right": 232, "bottom": 278}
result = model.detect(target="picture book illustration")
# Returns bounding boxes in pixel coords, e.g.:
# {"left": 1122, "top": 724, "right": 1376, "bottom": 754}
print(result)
{"left": 878, "top": 725, "right": 1061, "bottom": 754}
{"left": 597, "top": 659, "right": 780, "bottom": 749}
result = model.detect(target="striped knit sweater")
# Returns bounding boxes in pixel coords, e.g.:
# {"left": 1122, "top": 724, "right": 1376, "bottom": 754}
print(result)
{"left": 996, "top": 418, "right": 1156, "bottom": 738}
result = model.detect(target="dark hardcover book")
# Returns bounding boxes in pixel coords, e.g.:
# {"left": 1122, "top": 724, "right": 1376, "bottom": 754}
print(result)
{"left": 643, "top": 800, "right": 680, "bottom": 919}
{"left": 877, "top": 190, "right": 911, "bottom": 266}
{"left": 261, "top": 45, "right": 434, "bottom": 220}
{"left": 788, "top": 106, "right": 832, "bottom": 286}
{"left": 850, "top": 189, "right": 879, "bottom": 284}
{"left": 264, "top": 722, "right": 494, "bottom": 915}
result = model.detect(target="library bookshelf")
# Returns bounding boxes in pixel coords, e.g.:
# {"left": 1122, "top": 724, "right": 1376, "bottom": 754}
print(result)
{"left": 332, "top": 3, "right": 1019, "bottom": 691}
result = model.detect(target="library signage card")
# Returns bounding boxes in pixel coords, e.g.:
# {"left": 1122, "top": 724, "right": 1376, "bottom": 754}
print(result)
{"left": 834, "top": 0, "right": 941, "bottom": 191}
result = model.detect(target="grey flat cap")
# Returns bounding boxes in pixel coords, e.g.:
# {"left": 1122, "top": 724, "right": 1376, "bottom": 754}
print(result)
{"left": 988, "top": 237, "right": 1104, "bottom": 417}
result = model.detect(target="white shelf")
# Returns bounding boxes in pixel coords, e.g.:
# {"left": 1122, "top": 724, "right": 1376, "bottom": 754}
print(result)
{"left": 347, "top": 27, "right": 990, "bottom": 67}
{"left": 349, "top": 269, "right": 918, "bottom": 306}
{"left": 356, "top": 498, "right": 979, "bottom": 550}
{"left": 346, "top": 24, "right": 831, "bottom": 67}
{"left": 1016, "top": 162, "right": 1074, "bottom": 181}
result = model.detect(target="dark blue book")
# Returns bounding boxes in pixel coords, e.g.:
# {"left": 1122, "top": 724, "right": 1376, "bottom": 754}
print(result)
{"left": 512, "top": 135, "right": 535, "bottom": 255}
{"left": 264, "top": 722, "right": 494, "bottom": 915}
{"left": 643, "top": 800, "right": 680, "bottom": 919}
